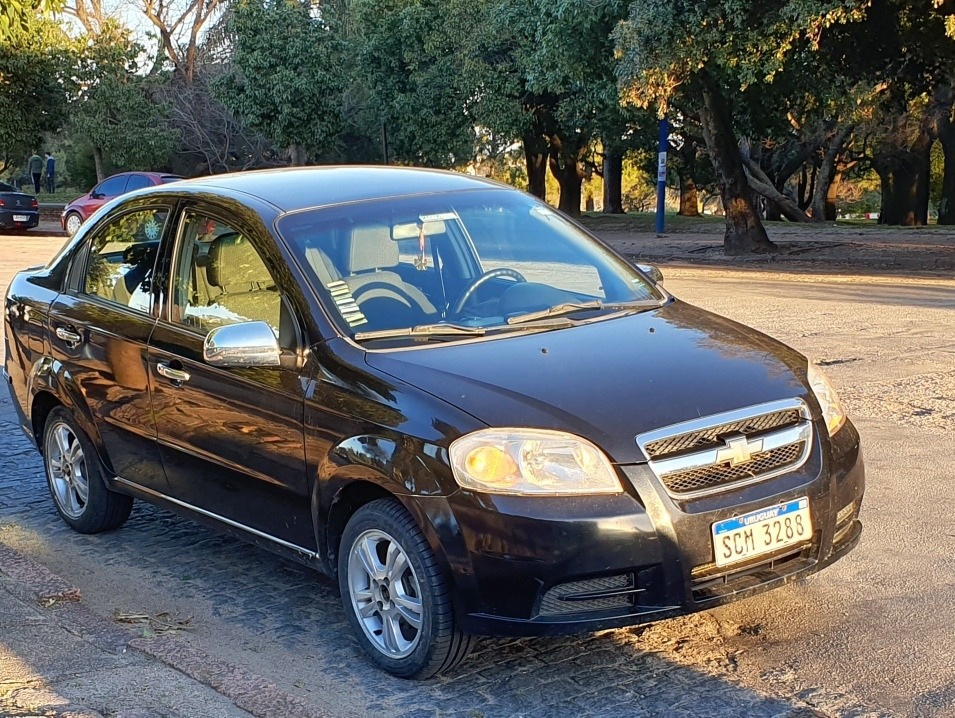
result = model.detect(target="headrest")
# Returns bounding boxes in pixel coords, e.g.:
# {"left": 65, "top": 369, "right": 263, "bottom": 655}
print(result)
{"left": 347, "top": 224, "right": 398, "bottom": 274}
{"left": 207, "top": 234, "right": 271, "bottom": 289}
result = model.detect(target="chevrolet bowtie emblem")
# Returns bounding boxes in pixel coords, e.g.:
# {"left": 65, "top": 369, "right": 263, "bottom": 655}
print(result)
{"left": 715, "top": 436, "right": 764, "bottom": 466}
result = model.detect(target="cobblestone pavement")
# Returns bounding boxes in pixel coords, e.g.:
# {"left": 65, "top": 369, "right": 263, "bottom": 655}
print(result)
{"left": 3, "top": 235, "right": 950, "bottom": 717}
{"left": 1, "top": 386, "right": 874, "bottom": 718}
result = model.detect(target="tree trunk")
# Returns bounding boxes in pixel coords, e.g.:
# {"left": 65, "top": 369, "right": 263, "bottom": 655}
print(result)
{"left": 602, "top": 150, "right": 625, "bottom": 213}
{"left": 824, "top": 171, "right": 843, "bottom": 221}
{"left": 938, "top": 121, "right": 955, "bottom": 224}
{"left": 548, "top": 134, "right": 586, "bottom": 217}
{"left": 873, "top": 125, "right": 931, "bottom": 226}
{"left": 522, "top": 129, "right": 547, "bottom": 200}
{"left": 741, "top": 156, "right": 811, "bottom": 222}
{"left": 697, "top": 75, "right": 776, "bottom": 255}
{"left": 929, "top": 85, "right": 955, "bottom": 225}
{"left": 678, "top": 171, "right": 699, "bottom": 216}
{"left": 549, "top": 154, "right": 583, "bottom": 216}
{"left": 288, "top": 144, "right": 307, "bottom": 166}
{"left": 93, "top": 146, "right": 105, "bottom": 182}
{"left": 810, "top": 124, "right": 854, "bottom": 222}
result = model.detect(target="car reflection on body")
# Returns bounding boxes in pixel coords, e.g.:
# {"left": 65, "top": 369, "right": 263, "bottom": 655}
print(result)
{"left": 4, "top": 167, "right": 864, "bottom": 678}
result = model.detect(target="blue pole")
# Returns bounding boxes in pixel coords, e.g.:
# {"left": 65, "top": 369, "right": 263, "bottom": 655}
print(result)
{"left": 655, "top": 117, "right": 668, "bottom": 235}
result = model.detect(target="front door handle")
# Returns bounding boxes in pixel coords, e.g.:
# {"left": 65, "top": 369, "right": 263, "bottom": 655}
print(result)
{"left": 55, "top": 326, "right": 82, "bottom": 345}
{"left": 157, "top": 362, "right": 191, "bottom": 383}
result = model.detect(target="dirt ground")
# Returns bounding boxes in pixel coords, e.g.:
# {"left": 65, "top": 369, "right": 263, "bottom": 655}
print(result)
{"left": 575, "top": 216, "right": 955, "bottom": 276}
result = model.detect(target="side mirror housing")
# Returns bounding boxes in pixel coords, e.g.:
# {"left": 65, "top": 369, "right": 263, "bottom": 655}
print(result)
{"left": 90, "top": 191, "right": 104, "bottom": 200}
{"left": 636, "top": 263, "right": 664, "bottom": 284}
{"left": 204, "top": 321, "right": 280, "bottom": 367}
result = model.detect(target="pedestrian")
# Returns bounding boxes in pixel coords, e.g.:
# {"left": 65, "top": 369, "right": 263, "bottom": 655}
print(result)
{"left": 44, "top": 152, "right": 55, "bottom": 193}
{"left": 27, "top": 151, "right": 42, "bottom": 194}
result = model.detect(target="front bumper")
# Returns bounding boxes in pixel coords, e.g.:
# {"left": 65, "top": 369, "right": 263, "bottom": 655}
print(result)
{"left": 414, "top": 419, "right": 864, "bottom": 637}
{"left": 0, "top": 209, "right": 39, "bottom": 230}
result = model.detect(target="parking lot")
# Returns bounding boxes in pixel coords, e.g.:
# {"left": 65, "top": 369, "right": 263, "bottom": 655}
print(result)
{"left": 1, "top": 232, "right": 953, "bottom": 717}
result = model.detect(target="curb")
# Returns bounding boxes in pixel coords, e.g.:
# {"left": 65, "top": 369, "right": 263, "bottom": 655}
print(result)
{"left": 0, "top": 541, "right": 325, "bottom": 718}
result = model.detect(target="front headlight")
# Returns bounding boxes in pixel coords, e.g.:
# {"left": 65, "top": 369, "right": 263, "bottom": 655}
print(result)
{"left": 807, "top": 363, "right": 847, "bottom": 436}
{"left": 449, "top": 428, "right": 621, "bottom": 496}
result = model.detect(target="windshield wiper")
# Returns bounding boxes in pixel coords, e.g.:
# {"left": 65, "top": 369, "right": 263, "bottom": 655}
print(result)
{"left": 354, "top": 323, "right": 488, "bottom": 341}
{"left": 506, "top": 301, "right": 603, "bottom": 325}
{"left": 506, "top": 299, "right": 661, "bottom": 326}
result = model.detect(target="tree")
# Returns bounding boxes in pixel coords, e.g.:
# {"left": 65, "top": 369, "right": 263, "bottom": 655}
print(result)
{"left": 71, "top": 23, "right": 177, "bottom": 179}
{"left": 0, "top": 15, "right": 74, "bottom": 174}
{"left": 1, "top": 0, "right": 64, "bottom": 38}
{"left": 216, "top": 0, "right": 344, "bottom": 165}
{"left": 346, "top": 0, "right": 477, "bottom": 167}
{"left": 616, "top": 0, "right": 868, "bottom": 254}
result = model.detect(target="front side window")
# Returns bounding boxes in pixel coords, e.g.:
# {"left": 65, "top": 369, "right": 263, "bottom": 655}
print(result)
{"left": 277, "top": 189, "right": 664, "bottom": 344}
{"left": 84, "top": 208, "right": 168, "bottom": 312}
{"left": 170, "top": 211, "right": 283, "bottom": 335}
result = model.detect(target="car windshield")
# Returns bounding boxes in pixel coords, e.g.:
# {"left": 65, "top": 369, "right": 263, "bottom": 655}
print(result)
{"left": 0, "top": 182, "right": 16, "bottom": 193}
{"left": 277, "top": 189, "right": 665, "bottom": 345}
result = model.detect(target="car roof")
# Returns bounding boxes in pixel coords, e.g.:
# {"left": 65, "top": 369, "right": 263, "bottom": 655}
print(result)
{"left": 168, "top": 166, "right": 505, "bottom": 213}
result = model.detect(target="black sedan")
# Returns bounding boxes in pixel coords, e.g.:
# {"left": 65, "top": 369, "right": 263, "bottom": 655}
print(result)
{"left": 0, "top": 181, "right": 39, "bottom": 231}
{"left": 3, "top": 167, "right": 864, "bottom": 679}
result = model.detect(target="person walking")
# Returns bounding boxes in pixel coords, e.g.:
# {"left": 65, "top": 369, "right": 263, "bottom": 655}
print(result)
{"left": 44, "top": 152, "right": 55, "bottom": 193}
{"left": 27, "top": 151, "right": 42, "bottom": 194}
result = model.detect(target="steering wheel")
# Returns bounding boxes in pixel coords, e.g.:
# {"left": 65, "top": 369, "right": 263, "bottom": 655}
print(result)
{"left": 450, "top": 268, "right": 526, "bottom": 317}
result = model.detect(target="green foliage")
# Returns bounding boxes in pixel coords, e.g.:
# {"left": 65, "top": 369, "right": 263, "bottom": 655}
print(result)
{"left": 0, "top": 15, "right": 75, "bottom": 171}
{"left": 217, "top": 0, "right": 344, "bottom": 162}
{"left": 346, "top": 0, "right": 477, "bottom": 166}
{"left": 0, "top": 0, "right": 64, "bottom": 39}
{"left": 616, "top": 0, "right": 869, "bottom": 110}
{"left": 71, "top": 22, "right": 177, "bottom": 172}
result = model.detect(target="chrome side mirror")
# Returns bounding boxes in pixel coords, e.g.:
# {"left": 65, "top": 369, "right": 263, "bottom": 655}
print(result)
{"left": 204, "top": 321, "right": 280, "bottom": 367}
{"left": 636, "top": 263, "right": 664, "bottom": 284}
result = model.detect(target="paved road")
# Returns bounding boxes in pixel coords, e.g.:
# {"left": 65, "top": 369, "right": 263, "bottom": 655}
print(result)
{"left": 1, "top": 235, "right": 952, "bottom": 717}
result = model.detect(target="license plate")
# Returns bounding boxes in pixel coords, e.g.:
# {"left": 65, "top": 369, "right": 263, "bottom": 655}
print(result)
{"left": 712, "top": 497, "right": 812, "bottom": 568}
{"left": 12, "top": 215, "right": 28, "bottom": 222}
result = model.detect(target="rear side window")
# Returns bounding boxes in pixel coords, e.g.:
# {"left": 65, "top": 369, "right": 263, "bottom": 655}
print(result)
{"left": 125, "top": 175, "right": 152, "bottom": 192}
{"left": 95, "top": 175, "right": 128, "bottom": 197}
{"left": 84, "top": 208, "right": 169, "bottom": 313}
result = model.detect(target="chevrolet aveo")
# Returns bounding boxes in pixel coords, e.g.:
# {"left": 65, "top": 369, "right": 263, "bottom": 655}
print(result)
{"left": 4, "top": 167, "right": 864, "bottom": 678}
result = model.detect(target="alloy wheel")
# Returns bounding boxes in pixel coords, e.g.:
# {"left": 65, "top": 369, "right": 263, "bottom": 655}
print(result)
{"left": 347, "top": 529, "right": 424, "bottom": 659}
{"left": 45, "top": 421, "right": 89, "bottom": 520}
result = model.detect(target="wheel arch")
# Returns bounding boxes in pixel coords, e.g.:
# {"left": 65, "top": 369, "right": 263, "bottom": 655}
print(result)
{"left": 30, "top": 365, "right": 113, "bottom": 477}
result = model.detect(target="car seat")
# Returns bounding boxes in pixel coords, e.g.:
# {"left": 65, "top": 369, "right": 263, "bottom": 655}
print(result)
{"left": 206, "top": 233, "right": 281, "bottom": 331}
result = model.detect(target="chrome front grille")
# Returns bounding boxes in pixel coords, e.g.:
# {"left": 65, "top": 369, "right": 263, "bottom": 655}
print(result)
{"left": 637, "top": 399, "right": 813, "bottom": 499}
{"left": 643, "top": 408, "right": 802, "bottom": 459}
{"left": 661, "top": 441, "right": 805, "bottom": 495}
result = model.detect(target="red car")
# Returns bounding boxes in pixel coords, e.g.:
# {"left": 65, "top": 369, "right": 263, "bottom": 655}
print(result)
{"left": 62, "top": 171, "right": 182, "bottom": 235}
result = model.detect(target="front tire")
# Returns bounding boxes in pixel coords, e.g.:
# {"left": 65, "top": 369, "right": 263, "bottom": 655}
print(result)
{"left": 338, "top": 498, "right": 474, "bottom": 679}
{"left": 64, "top": 212, "right": 82, "bottom": 236}
{"left": 42, "top": 407, "right": 133, "bottom": 534}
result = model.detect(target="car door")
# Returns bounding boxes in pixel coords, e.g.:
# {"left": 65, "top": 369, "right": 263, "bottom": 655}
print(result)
{"left": 48, "top": 200, "right": 174, "bottom": 491}
{"left": 147, "top": 206, "right": 313, "bottom": 551}
{"left": 85, "top": 174, "right": 130, "bottom": 218}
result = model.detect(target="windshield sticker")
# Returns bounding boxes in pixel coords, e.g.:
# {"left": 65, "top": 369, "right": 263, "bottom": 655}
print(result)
{"left": 419, "top": 212, "right": 459, "bottom": 223}
{"left": 327, "top": 280, "right": 368, "bottom": 327}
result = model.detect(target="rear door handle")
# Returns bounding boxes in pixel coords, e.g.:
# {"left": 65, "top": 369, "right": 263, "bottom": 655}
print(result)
{"left": 55, "top": 326, "right": 82, "bottom": 345}
{"left": 157, "top": 362, "right": 191, "bottom": 383}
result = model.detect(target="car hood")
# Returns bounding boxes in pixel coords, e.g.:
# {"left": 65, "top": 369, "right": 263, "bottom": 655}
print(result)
{"left": 364, "top": 300, "right": 813, "bottom": 464}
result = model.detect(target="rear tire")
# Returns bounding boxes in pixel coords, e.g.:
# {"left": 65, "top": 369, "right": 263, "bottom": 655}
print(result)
{"left": 338, "top": 498, "right": 474, "bottom": 679}
{"left": 42, "top": 407, "right": 133, "bottom": 534}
